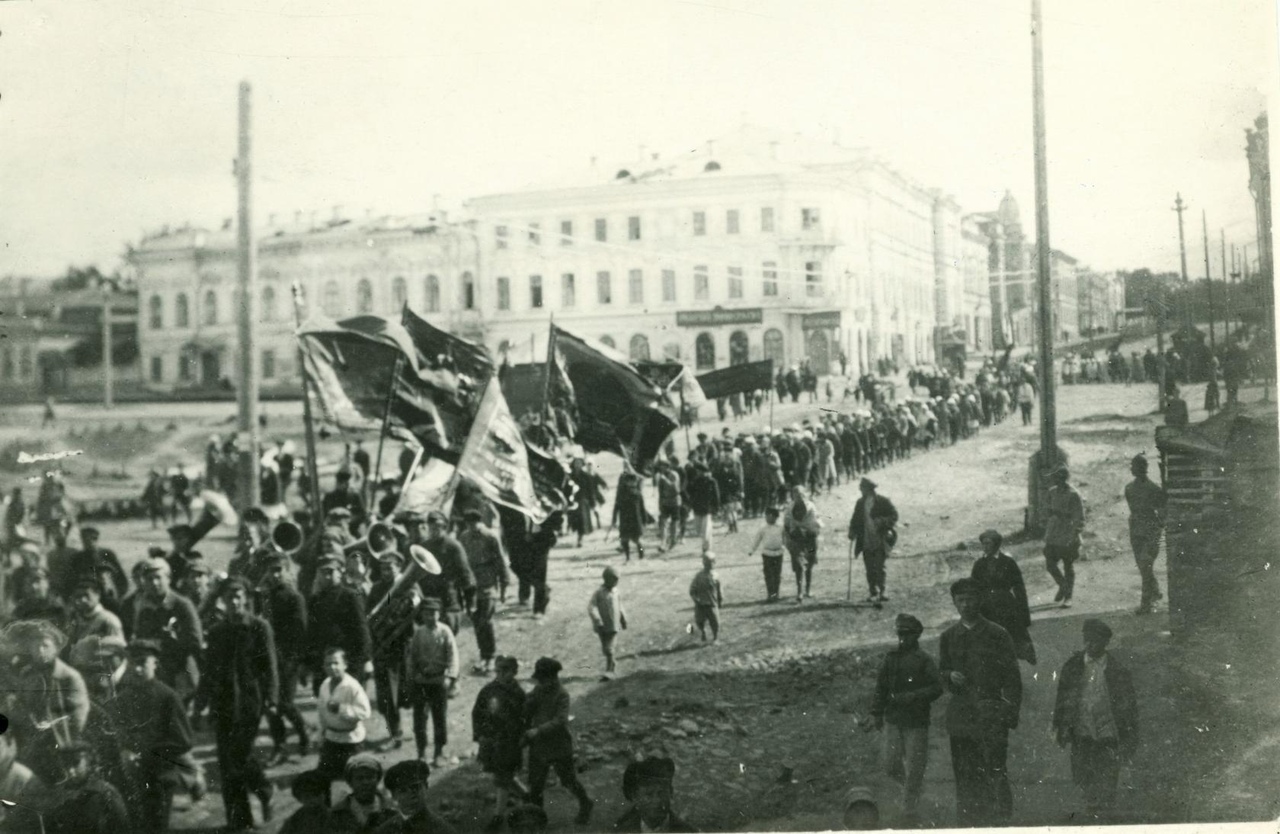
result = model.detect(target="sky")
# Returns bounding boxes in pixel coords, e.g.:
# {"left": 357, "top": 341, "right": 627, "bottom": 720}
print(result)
{"left": 0, "top": 0, "right": 1276, "bottom": 278}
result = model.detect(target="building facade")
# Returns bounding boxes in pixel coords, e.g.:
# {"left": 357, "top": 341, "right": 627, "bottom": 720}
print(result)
{"left": 127, "top": 212, "right": 475, "bottom": 393}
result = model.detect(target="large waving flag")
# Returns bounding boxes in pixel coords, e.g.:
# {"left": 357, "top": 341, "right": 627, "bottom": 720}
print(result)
{"left": 454, "top": 378, "right": 547, "bottom": 522}
{"left": 551, "top": 325, "right": 677, "bottom": 473}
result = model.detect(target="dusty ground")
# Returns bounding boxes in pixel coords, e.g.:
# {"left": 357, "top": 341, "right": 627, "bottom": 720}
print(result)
{"left": 6, "top": 371, "right": 1279, "bottom": 832}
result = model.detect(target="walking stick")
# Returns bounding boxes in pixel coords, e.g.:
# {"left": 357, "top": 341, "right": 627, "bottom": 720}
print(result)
{"left": 846, "top": 540, "right": 854, "bottom": 602}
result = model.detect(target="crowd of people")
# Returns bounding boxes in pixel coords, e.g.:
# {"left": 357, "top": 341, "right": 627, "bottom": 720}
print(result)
{"left": 0, "top": 346, "right": 1178, "bottom": 833}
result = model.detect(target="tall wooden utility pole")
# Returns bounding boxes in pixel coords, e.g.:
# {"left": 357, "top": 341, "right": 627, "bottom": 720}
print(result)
{"left": 1032, "top": 0, "right": 1057, "bottom": 469}
{"left": 1202, "top": 210, "right": 1216, "bottom": 351}
{"left": 102, "top": 287, "right": 114, "bottom": 409}
{"left": 1174, "top": 193, "right": 1190, "bottom": 331}
{"left": 236, "top": 81, "right": 261, "bottom": 508}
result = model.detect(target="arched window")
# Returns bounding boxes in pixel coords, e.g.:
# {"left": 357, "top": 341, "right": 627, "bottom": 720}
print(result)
{"left": 392, "top": 276, "right": 408, "bottom": 311}
{"left": 18, "top": 347, "right": 32, "bottom": 378}
{"left": 323, "top": 281, "right": 341, "bottom": 317}
{"left": 175, "top": 293, "right": 190, "bottom": 328}
{"left": 202, "top": 290, "right": 217, "bottom": 326}
{"left": 599, "top": 335, "right": 616, "bottom": 349}
{"left": 729, "top": 330, "right": 750, "bottom": 366}
{"left": 763, "top": 328, "right": 785, "bottom": 369}
{"left": 148, "top": 295, "right": 163, "bottom": 329}
{"left": 461, "top": 272, "right": 476, "bottom": 310}
{"left": 629, "top": 334, "right": 650, "bottom": 361}
{"left": 695, "top": 333, "right": 715, "bottom": 370}
{"left": 425, "top": 275, "right": 441, "bottom": 313}
{"left": 261, "top": 286, "right": 277, "bottom": 322}
{"left": 1, "top": 347, "right": 12, "bottom": 379}
{"left": 663, "top": 342, "right": 681, "bottom": 361}
{"left": 356, "top": 279, "right": 373, "bottom": 314}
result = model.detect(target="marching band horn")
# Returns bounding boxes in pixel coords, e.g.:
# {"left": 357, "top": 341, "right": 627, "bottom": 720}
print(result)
{"left": 270, "top": 520, "right": 304, "bottom": 556}
{"left": 342, "top": 520, "right": 398, "bottom": 560}
{"left": 190, "top": 490, "right": 239, "bottom": 545}
{"left": 367, "top": 544, "right": 441, "bottom": 622}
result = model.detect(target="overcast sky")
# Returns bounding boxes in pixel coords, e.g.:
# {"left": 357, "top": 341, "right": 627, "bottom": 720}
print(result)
{"left": 1, "top": 0, "right": 1276, "bottom": 278}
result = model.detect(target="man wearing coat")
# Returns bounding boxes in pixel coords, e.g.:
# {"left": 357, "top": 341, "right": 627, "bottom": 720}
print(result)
{"left": 971, "top": 529, "right": 1035, "bottom": 664}
{"left": 1043, "top": 465, "right": 1086, "bottom": 608}
{"left": 939, "top": 578, "right": 1022, "bottom": 826}
{"left": 848, "top": 478, "right": 899, "bottom": 603}
{"left": 307, "top": 551, "right": 374, "bottom": 686}
{"left": 1053, "top": 619, "right": 1139, "bottom": 818}
{"left": 259, "top": 552, "right": 310, "bottom": 764}
{"left": 201, "top": 578, "right": 279, "bottom": 831}
{"left": 120, "top": 558, "right": 203, "bottom": 703}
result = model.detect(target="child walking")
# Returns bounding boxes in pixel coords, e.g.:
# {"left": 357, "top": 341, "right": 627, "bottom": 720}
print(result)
{"left": 316, "top": 646, "right": 373, "bottom": 784}
{"left": 588, "top": 567, "right": 628, "bottom": 677}
{"left": 689, "top": 552, "right": 723, "bottom": 643}
{"left": 746, "top": 507, "right": 786, "bottom": 601}
{"left": 404, "top": 598, "right": 459, "bottom": 767}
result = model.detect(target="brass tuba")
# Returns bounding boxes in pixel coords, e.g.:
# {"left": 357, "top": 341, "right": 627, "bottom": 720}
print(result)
{"left": 270, "top": 520, "right": 304, "bottom": 556}
{"left": 367, "top": 544, "right": 442, "bottom": 662}
{"left": 190, "top": 490, "right": 239, "bottom": 545}
{"left": 343, "top": 521, "right": 398, "bottom": 561}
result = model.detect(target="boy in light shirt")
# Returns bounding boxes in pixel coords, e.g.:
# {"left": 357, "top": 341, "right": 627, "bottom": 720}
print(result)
{"left": 317, "top": 647, "right": 373, "bottom": 784}
{"left": 746, "top": 507, "right": 786, "bottom": 602}
{"left": 588, "top": 567, "right": 628, "bottom": 678}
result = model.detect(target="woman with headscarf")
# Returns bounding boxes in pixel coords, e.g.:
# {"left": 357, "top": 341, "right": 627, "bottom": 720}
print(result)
{"left": 612, "top": 462, "right": 648, "bottom": 562}
{"left": 782, "top": 486, "right": 822, "bottom": 602}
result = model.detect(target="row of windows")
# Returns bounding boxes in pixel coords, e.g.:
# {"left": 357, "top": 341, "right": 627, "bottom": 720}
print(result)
{"left": 495, "top": 206, "right": 818, "bottom": 248}
{"left": 492, "top": 263, "right": 822, "bottom": 311}
{"left": 0, "top": 347, "right": 35, "bottom": 380}
{"left": 601, "top": 328, "right": 787, "bottom": 371}
{"left": 149, "top": 349, "right": 279, "bottom": 383}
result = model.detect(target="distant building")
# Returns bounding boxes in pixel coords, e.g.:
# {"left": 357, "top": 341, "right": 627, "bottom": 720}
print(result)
{"left": 127, "top": 212, "right": 475, "bottom": 393}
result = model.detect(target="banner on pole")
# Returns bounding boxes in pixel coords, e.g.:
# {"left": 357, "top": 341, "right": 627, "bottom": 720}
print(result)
{"left": 454, "top": 378, "right": 548, "bottom": 522}
{"left": 695, "top": 359, "right": 774, "bottom": 400}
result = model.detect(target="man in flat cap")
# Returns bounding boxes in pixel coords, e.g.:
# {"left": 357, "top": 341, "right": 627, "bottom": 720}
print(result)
{"left": 971, "top": 530, "right": 1035, "bottom": 664}
{"left": 120, "top": 557, "right": 203, "bottom": 703}
{"left": 332, "top": 752, "right": 398, "bottom": 832}
{"left": 416, "top": 510, "right": 477, "bottom": 638}
{"left": 307, "top": 548, "right": 373, "bottom": 690}
{"left": 200, "top": 577, "right": 278, "bottom": 830}
{"left": 11, "top": 563, "right": 68, "bottom": 630}
{"left": 1052, "top": 619, "right": 1139, "bottom": 819}
{"left": 472, "top": 655, "right": 530, "bottom": 830}
{"left": 323, "top": 468, "right": 367, "bottom": 533}
{"left": 1042, "top": 465, "right": 1085, "bottom": 608}
{"left": 164, "top": 523, "right": 203, "bottom": 587}
{"left": 939, "top": 578, "right": 1022, "bottom": 826}
{"left": 870, "top": 614, "right": 943, "bottom": 824}
{"left": 259, "top": 551, "right": 311, "bottom": 765}
{"left": 375, "top": 760, "right": 459, "bottom": 834}
{"left": 66, "top": 577, "right": 125, "bottom": 648}
{"left": 66, "top": 526, "right": 129, "bottom": 611}
{"left": 614, "top": 757, "right": 696, "bottom": 832}
{"left": 523, "top": 657, "right": 593, "bottom": 824}
{"left": 848, "top": 477, "right": 899, "bottom": 603}
{"left": 459, "top": 507, "right": 511, "bottom": 675}
{"left": 1124, "top": 454, "right": 1166, "bottom": 614}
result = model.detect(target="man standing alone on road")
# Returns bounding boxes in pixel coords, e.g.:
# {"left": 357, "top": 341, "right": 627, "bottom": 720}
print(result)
{"left": 459, "top": 508, "right": 510, "bottom": 676}
{"left": 1042, "top": 466, "right": 1085, "bottom": 608}
{"left": 971, "top": 529, "right": 1035, "bottom": 664}
{"left": 1124, "top": 455, "right": 1166, "bottom": 614}
{"left": 939, "top": 578, "right": 1022, "bottom": 827}
{"left": 848, "top": 478, "right": 898, "bottom": 604}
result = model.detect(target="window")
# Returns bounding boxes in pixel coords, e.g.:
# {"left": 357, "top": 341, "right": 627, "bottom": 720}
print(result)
{"left": 392, "top": 276, "right": 408, "bottom": 310}
{"left": 529, "top": 275, "right": 543, "bottom": 309}
{"left": 18, "top": 348, "right": 32, "bottom": 379}
{"left": 496, "top": 225, "right": 509, "bottom": 249}
{"left": 628, "top": 269, "right": 644, "bottom": 305}
{"left": 663, "top": 342, "right": 681, "bottom": 361}
{"left": 728, "top": 266, "right": 744, "bottom": 299}
{"left": 761, "top": 207, "right": 775, "bottom": 233}
{"left": 594, "top": 218, "right": 607, "bottom": 242}
{"left": 261, "top": 286, "right": 277, "bottom": 322}
{"left": 695, "top": 333, "right": 715, "bottom": 370}
{"left": 176, "top": 293, "right": 190, "bottom": 328}
{"left": 662, "top": 269, "right": 676, "bottom": 303}
{"left": 497, "top": 277, "right": 511, "bottom": 311}
{"left": 726, "top": 209, "right": 740, "bottom": 234}
{"left": 262, "top": 349, "right": 276, "bottom": 380}
{"left": 763, "top": 328, "right": 785, "bottom": 368}
{"left": 425, "top": 275, "right": 441, "bottom": 312}
{"left": 462, "top": 272, "right": 476, "bottom": 310}
{"left": 1, "top": 347, "right": 11, "bottom": 378}
{"left": 629, "top": 334, "right": 651, "bottom": 361}
{"left": 628, "top": 216, "right": 641, "bottom": 240}
{"left": 528, "top": 223, "right": 541, "bottom": 245}
{"left": 730, "top": 331, "right": 750, "bottom": 365}
{"left": 561, "top": 273, "right": 576, "bottom": 308}
{"left": 596, "top": 271, "right": 612, "bottom": 305}
{"left": 762, "top": 261, "right": 779, "bottom": 297}
{"left": 600, "top": 335, "right": 616, "bottom": 349}
{"left": 694, "top": 266, "right": 709, "bottom": 301}
{"left": 203, "top": 290, "right": 218, "bottom": 325}
{"left": 148, "top": 295, "right": 163, "bottom": 329}
{"left": 560, "top": 220, "right": 573, "bottom": 245}
{"left": 150, "top": 356, "right": 163, "bottom": 383}
{"left": 802, "top": 207, "right": 821, "bottom": 230}
{"left": 693, "top": 211, "right": 706, "bottom": 236}
{"left": 357, "top": 279, "right": 373, "bottom": 314}
{"left": 805, "top": 261, "right": 823, "bottom": 298}
{"left": 179, "top": 349, "right": 194, "bottom": 382}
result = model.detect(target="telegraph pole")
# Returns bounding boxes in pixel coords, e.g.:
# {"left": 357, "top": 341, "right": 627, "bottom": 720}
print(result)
{"left": 1203, "top": 210, "right": 1216, "bottom": 351}
{"left": 101, "top": 287, "right": 114, "bottom": 409}
{"left": 235, "top": 81, "right": 261, "bottom": 508}
{"left": 1032, "top": 0, "right": 1056, "bottom": 470}
{"left": 1174, "top": 193, "right": 1190, "bottom": 331}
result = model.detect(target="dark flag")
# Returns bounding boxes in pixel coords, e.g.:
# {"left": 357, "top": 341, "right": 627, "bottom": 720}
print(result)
{"left": 695, "top": 359, "right": 774, "bottom": 400}
{"left": 454, "top": 378, "right": 547, "bottom": 522}
{"left": 298, "top": 315, "right": 448, "bottom": 449}
{"left": 551, "top": 325, "right": 676, "bottom": 473}
{"left": 400, "top": 307, "right": 495, "bottom": 457}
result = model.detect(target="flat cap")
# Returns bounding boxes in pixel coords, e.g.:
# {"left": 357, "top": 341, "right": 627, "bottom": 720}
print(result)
{"left": 532, "top": 656, "right": 562, "bottom": 680}
{"left": 1083, "top": 619, "right": 1113, "bottom": 642}
{"left": 895, "top": 614, "right": 924, "bottom": 634}
{"left": 622, "top": 757, "right": 676, "bottom": 801}
{"left": 384, "top": 759, "right": 431, "bottom": 791}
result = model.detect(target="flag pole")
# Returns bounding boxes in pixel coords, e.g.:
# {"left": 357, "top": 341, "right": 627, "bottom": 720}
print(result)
{"left": 291, "top": 282, "right": 323, "bottom": 521}
{"left": 371, "top": 305, "right": 407, "bottom": 515}
{"left": 678, "top": 370, "right": 692, "bottom": 457}
{"left": 541, "top": 316, "right": 556, "bottom": 425}
{"left": 769, "top": 359, "right": 775, "bottom": 432}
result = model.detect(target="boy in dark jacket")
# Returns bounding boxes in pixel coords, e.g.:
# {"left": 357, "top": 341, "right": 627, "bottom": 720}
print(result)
{"left": 472, "top": 656, "right": 530, "bottom": 830}
{"left": 522, "top": 657, "right": 593, "bottom": 825}
{"left": 688, "top": 553, "right": 723, "bottom": 643}
{"left": 1052, "top": 619, "right": 1139, "bottom": 818}
{"left": 871, "top": 614, "right": 943, "bottom": 823}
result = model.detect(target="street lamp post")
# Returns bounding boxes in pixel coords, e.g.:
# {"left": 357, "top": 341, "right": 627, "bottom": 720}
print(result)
{"left": 1032, "top": 0, "right": 1057, "bottom": 468}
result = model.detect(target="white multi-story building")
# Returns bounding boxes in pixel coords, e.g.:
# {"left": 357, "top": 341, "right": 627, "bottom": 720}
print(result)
{"left": 128, "top": 211, "right": 474, "bottom": 392}
{"left": 466, "top": 128, "right": 949, "bottom": 376}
